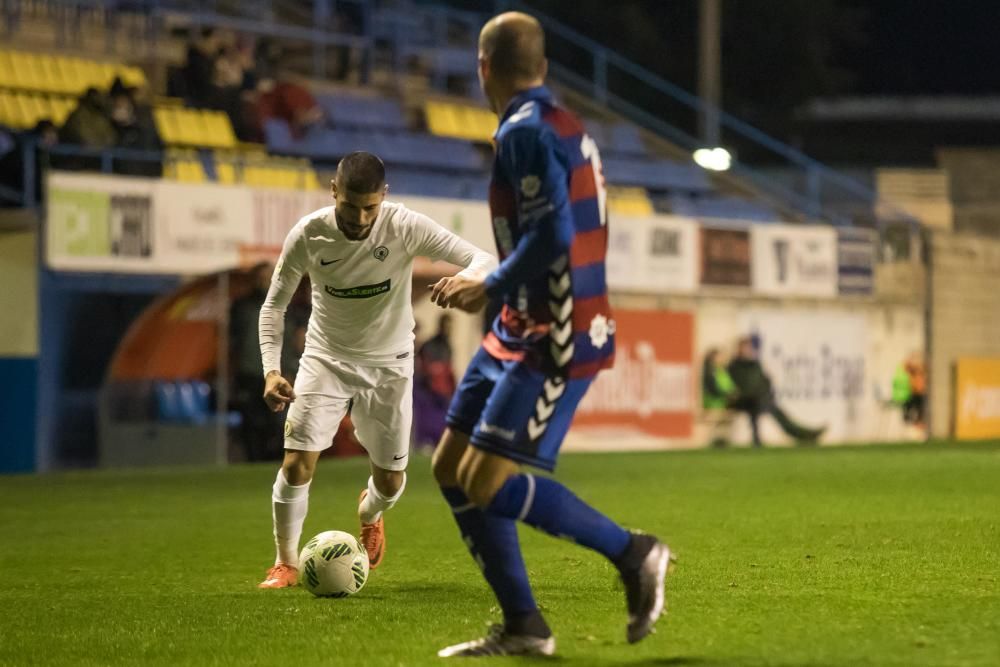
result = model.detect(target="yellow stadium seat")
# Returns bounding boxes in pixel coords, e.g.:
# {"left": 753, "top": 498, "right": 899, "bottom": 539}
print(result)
{"left": 215, "top": 161, "right": 237, "bottom": 184}
{"left": 15, "top": 93, "right": 43, "bottom": 127}
{"left": 0, "top": 52, "right": 14, "bottom": 88}
{"left": 50, "top": 97, "right": 74, "bottom": 125}
{"left": 0, "top": 92, "right": 16, "bottom": 127}
{"left": 164, "top": 149, "right": 206, "bottom": 183}
{"left": 119, "top": 66, "right": 147, "bottom": 89}
{"left": 154, "top": 107, "right": 185, "bottom": 146}
{"left": 425, "top": 100, "right": 495, "bottom": 142}
{"left": 6, "top": 51, "right": 34, "bottom": 91}
{"left": 61, "top": 58, "right": 92, "bottom": 93}
{"left": 607, "top": 186, "right": 654, "bottom": 217}
{"left": 177, "top": 159, "right": 206, "bottom": 183}
{"left": 201, "top": 111, "right": 237, "bottom": 149}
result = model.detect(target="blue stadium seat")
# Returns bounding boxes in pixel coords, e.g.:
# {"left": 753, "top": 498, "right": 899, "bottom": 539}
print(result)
{"left": 263, "top": 119, "right": 295, "bottom": 153}
{"left": 658, "top": 194, "right": 778, "bottom": 222}
{"left": 602, "top": 156, "right": 712, "bottom": 192}
{"left": 390, "top": 169, "right": 466, "bottom": 199}
{"left": 265, "top": 122, "right": 485, "bottom": 172}
{"left": 317, "top": 94, "right": 407, "bottom": 131}
{"left": 607, "top": 123, "right": 647, "bottom": 156}
{"left": 583, "top": 119, "right": 609, "bottom": 146}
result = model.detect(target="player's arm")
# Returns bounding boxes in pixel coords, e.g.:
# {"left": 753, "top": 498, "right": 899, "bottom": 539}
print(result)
{"left": 482, "top": 126, "right": 573, "bottom": 298}
{"left": 404, "top": 209, "right": 499, "bottom": 312}
{"left": 259, "top": 226, "right": 306, "bottom": 412}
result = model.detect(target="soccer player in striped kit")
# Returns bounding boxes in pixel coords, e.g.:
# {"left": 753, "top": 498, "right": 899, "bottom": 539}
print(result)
{"left": 429, "top": 11, "right": 674, "bottom": 658}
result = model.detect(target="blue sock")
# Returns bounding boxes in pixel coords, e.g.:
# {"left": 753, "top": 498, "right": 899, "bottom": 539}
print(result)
{"left": 440, "top": 486, "right": 539, "bottom": 622}
{"left": 488, "top": 474, "right": 631, "bottom": 561}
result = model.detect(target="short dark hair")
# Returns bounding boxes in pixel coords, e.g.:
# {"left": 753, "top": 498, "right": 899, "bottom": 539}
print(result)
{"left": 336, "top": 151, "right": 386, "bottom": 194}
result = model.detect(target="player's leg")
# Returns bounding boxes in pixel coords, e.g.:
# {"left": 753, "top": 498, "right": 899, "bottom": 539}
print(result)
{"left": 351, "top": 363, "right": 412, "bottom": 568}
{"left": 260, "top": 356, "right": 351, "bottom": 589}
{"left": 458, "top": 365, "right": 673, "bottom": 645}
{"left": 435, "top": 352, "right": 553, "bottom": 657}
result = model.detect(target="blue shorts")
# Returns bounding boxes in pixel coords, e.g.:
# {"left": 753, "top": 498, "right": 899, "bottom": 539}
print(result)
{"left": 446, "top": 346, "right": 593, "bottom": 471}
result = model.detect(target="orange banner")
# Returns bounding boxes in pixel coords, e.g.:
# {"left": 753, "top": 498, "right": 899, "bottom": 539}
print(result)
{"left": 573, "top": 310, "right": 694, "bottom": 438}
{"left": 955, "top": 358, "right": 1000, "bottom": 440}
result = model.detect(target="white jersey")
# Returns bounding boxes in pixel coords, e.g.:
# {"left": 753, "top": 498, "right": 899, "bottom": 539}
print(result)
{"left": 259, "top": 201, "right": 497, "bottom": 372}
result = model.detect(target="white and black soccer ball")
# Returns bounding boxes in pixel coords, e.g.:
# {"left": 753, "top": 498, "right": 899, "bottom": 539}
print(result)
{"left": 298, "top": 530, "right": 369, "bottom": 598}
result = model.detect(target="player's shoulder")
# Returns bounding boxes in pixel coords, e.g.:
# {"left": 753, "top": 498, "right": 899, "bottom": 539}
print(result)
{"left": 497, "top": 99, "right": 547, "bottom": 144}
{"left": 286, "top": 205, "right": 334, "bottom": 242}
{"left": 377, "top": 200, "right": 415, "bottom": 230}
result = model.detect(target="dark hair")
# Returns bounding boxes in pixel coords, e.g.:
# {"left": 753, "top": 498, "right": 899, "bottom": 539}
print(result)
{"left": 336, "top": 151, "right": 386, "bottom": 194}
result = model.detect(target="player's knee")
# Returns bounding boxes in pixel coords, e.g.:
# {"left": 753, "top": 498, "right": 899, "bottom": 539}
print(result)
{"left": 431, "top": 428, "right": 467, "bottom": 487}
{"left": 431, "top": 450, "right": 458, "bottom": 487}
{"left": 457, "top": 461, "right": 510, "bottom": 509}
{"left": 374, "top": 468, "right": 405, "bottom": 497}
{"left": 282, "top": 452, "right": 316, "bottom": 485}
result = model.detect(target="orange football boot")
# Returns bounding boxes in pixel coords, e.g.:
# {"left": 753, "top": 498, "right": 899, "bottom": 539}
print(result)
{"left": 258, "top": 563, "right": 298, "bottom": 589}
{"left": 358, "top": 489, "right": 386, "bottom": 569}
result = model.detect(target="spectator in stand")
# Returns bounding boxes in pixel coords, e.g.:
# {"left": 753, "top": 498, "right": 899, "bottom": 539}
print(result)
{"left": 255, "top": 71, "right": 324, "bottom": 140}
{"left": 58, "top": 87, "right": 116, "bottom": 171}
{"left": 108, "top": 78, "right": 162, "bottom": 177}
{"left": 183, "top": 27, "right": 222, "bottom": 108}
{"left": 0, "top": 120, "right": 58, "bottom": 205}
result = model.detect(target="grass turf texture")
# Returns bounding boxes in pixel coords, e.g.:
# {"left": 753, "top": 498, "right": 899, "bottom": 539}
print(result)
{"left": 1, "top": 443, "right": 998, "bottom": 666}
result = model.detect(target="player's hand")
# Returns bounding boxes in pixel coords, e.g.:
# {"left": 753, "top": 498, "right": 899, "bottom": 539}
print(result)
{"left": 263, "top": 371, "right": 296, "bottom": 412}
{"left": 430, "top": 275, "right": 488, "bottom": 313}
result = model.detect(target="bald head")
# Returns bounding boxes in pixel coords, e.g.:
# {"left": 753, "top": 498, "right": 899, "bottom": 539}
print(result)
{"left": 479, "top": 11, "right": 546, "bottom": 84}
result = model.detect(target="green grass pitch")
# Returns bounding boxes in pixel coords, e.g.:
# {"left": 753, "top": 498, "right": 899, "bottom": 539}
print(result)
{"left": 2, "top": 443, "right": 998, "bottom": 666}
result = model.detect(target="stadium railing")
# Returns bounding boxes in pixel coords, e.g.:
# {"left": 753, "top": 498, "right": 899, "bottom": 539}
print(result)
{"left": 494, "top": 0, "right": 917, "bottom": 229}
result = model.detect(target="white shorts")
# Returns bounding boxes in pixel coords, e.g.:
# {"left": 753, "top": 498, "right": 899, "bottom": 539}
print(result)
{"left": 284, "top": 353, "right": 413, "bottom": 471}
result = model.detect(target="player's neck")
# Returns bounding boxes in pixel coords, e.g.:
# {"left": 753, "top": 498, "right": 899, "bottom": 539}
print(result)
{"left": 491, "top": 78, "right": 545, "bottom": 116}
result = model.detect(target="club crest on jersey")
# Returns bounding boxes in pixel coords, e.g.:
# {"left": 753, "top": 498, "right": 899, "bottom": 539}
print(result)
{"left": 373, "top": 245, "right": 390, "bottom": 261}
{"left": 589, "top": 314, "right": 615, "bottom": 349}
{"left": 520, "top": 175, "right": 541, "bottom": 198}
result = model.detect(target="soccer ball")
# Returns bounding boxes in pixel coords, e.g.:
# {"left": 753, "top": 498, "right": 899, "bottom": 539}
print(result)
{"left": 298, "top": 530, "right": 370, "bottom": 598}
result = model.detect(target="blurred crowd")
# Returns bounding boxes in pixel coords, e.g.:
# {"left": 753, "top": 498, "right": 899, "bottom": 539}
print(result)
{"left": 171, "top": 28, "right": 332, "bottom": 143}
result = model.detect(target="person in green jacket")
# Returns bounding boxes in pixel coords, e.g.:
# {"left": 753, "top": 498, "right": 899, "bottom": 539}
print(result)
{"left": 703, "top": 348, "right": 736, "bottom": 409}
{"left": 702, "top": 348, "right": 737, "bottom": 446}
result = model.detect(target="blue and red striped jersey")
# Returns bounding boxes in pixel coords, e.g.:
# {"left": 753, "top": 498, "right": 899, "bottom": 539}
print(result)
{"left": 482, "top": 86, "right": 615, "bottom": 379}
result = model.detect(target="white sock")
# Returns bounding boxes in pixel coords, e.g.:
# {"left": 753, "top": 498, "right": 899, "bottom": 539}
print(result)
{"left": 272, "top": 469, "right": 311, "bottom": 567}
{"left": 359, "top": 473, "right": 406, "bottom": 524}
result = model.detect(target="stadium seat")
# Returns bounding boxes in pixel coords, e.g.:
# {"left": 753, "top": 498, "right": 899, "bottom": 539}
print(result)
{"left": 154, "top": 107, "right": 237, "bottom": 149}
{"left": 607, "top": 186, "right": 654, "bottom": 216}
{"left": 0, "top": 49, "right": 148, "bottom": 95}
{"left": 607, "top": 123, "right": 648, "bottom": 156}
{"left": 164, "top": 149, "right": 206, "bottom": 183}
{"left": 264, "top": 121, "right": 485, "bottom": 172}
{"left": 424, "top": 100, "right": 495, "bottom": 143}
{"left": 603, "top": 156, "right": 713, "bottom": 192}
{"left": 318, "top": 94, "right": 407, "bottom": 131}
{"left": 659, "top": 194, "right": 777, "bottom": 221}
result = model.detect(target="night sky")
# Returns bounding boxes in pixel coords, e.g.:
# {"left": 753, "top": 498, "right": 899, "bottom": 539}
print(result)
{"left": 523, "top": 1, "right": 1000, "bottom": 115}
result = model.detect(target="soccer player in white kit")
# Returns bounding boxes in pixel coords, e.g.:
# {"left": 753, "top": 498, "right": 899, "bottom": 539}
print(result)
{"left": 257, "top": 152, "right": 497, "bottom": 588}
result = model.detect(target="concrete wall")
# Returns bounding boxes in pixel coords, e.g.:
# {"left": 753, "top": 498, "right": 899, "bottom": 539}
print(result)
{"left": 928, "top": 231, "right": 1000, "bottom": 438}
{"left": 0, "top": 229, "right": 39, "bottom": 472}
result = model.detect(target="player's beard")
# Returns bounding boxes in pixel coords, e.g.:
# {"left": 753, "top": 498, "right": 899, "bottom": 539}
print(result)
{"left": 338, "top": 219, "right": 373, "bottom": 240}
